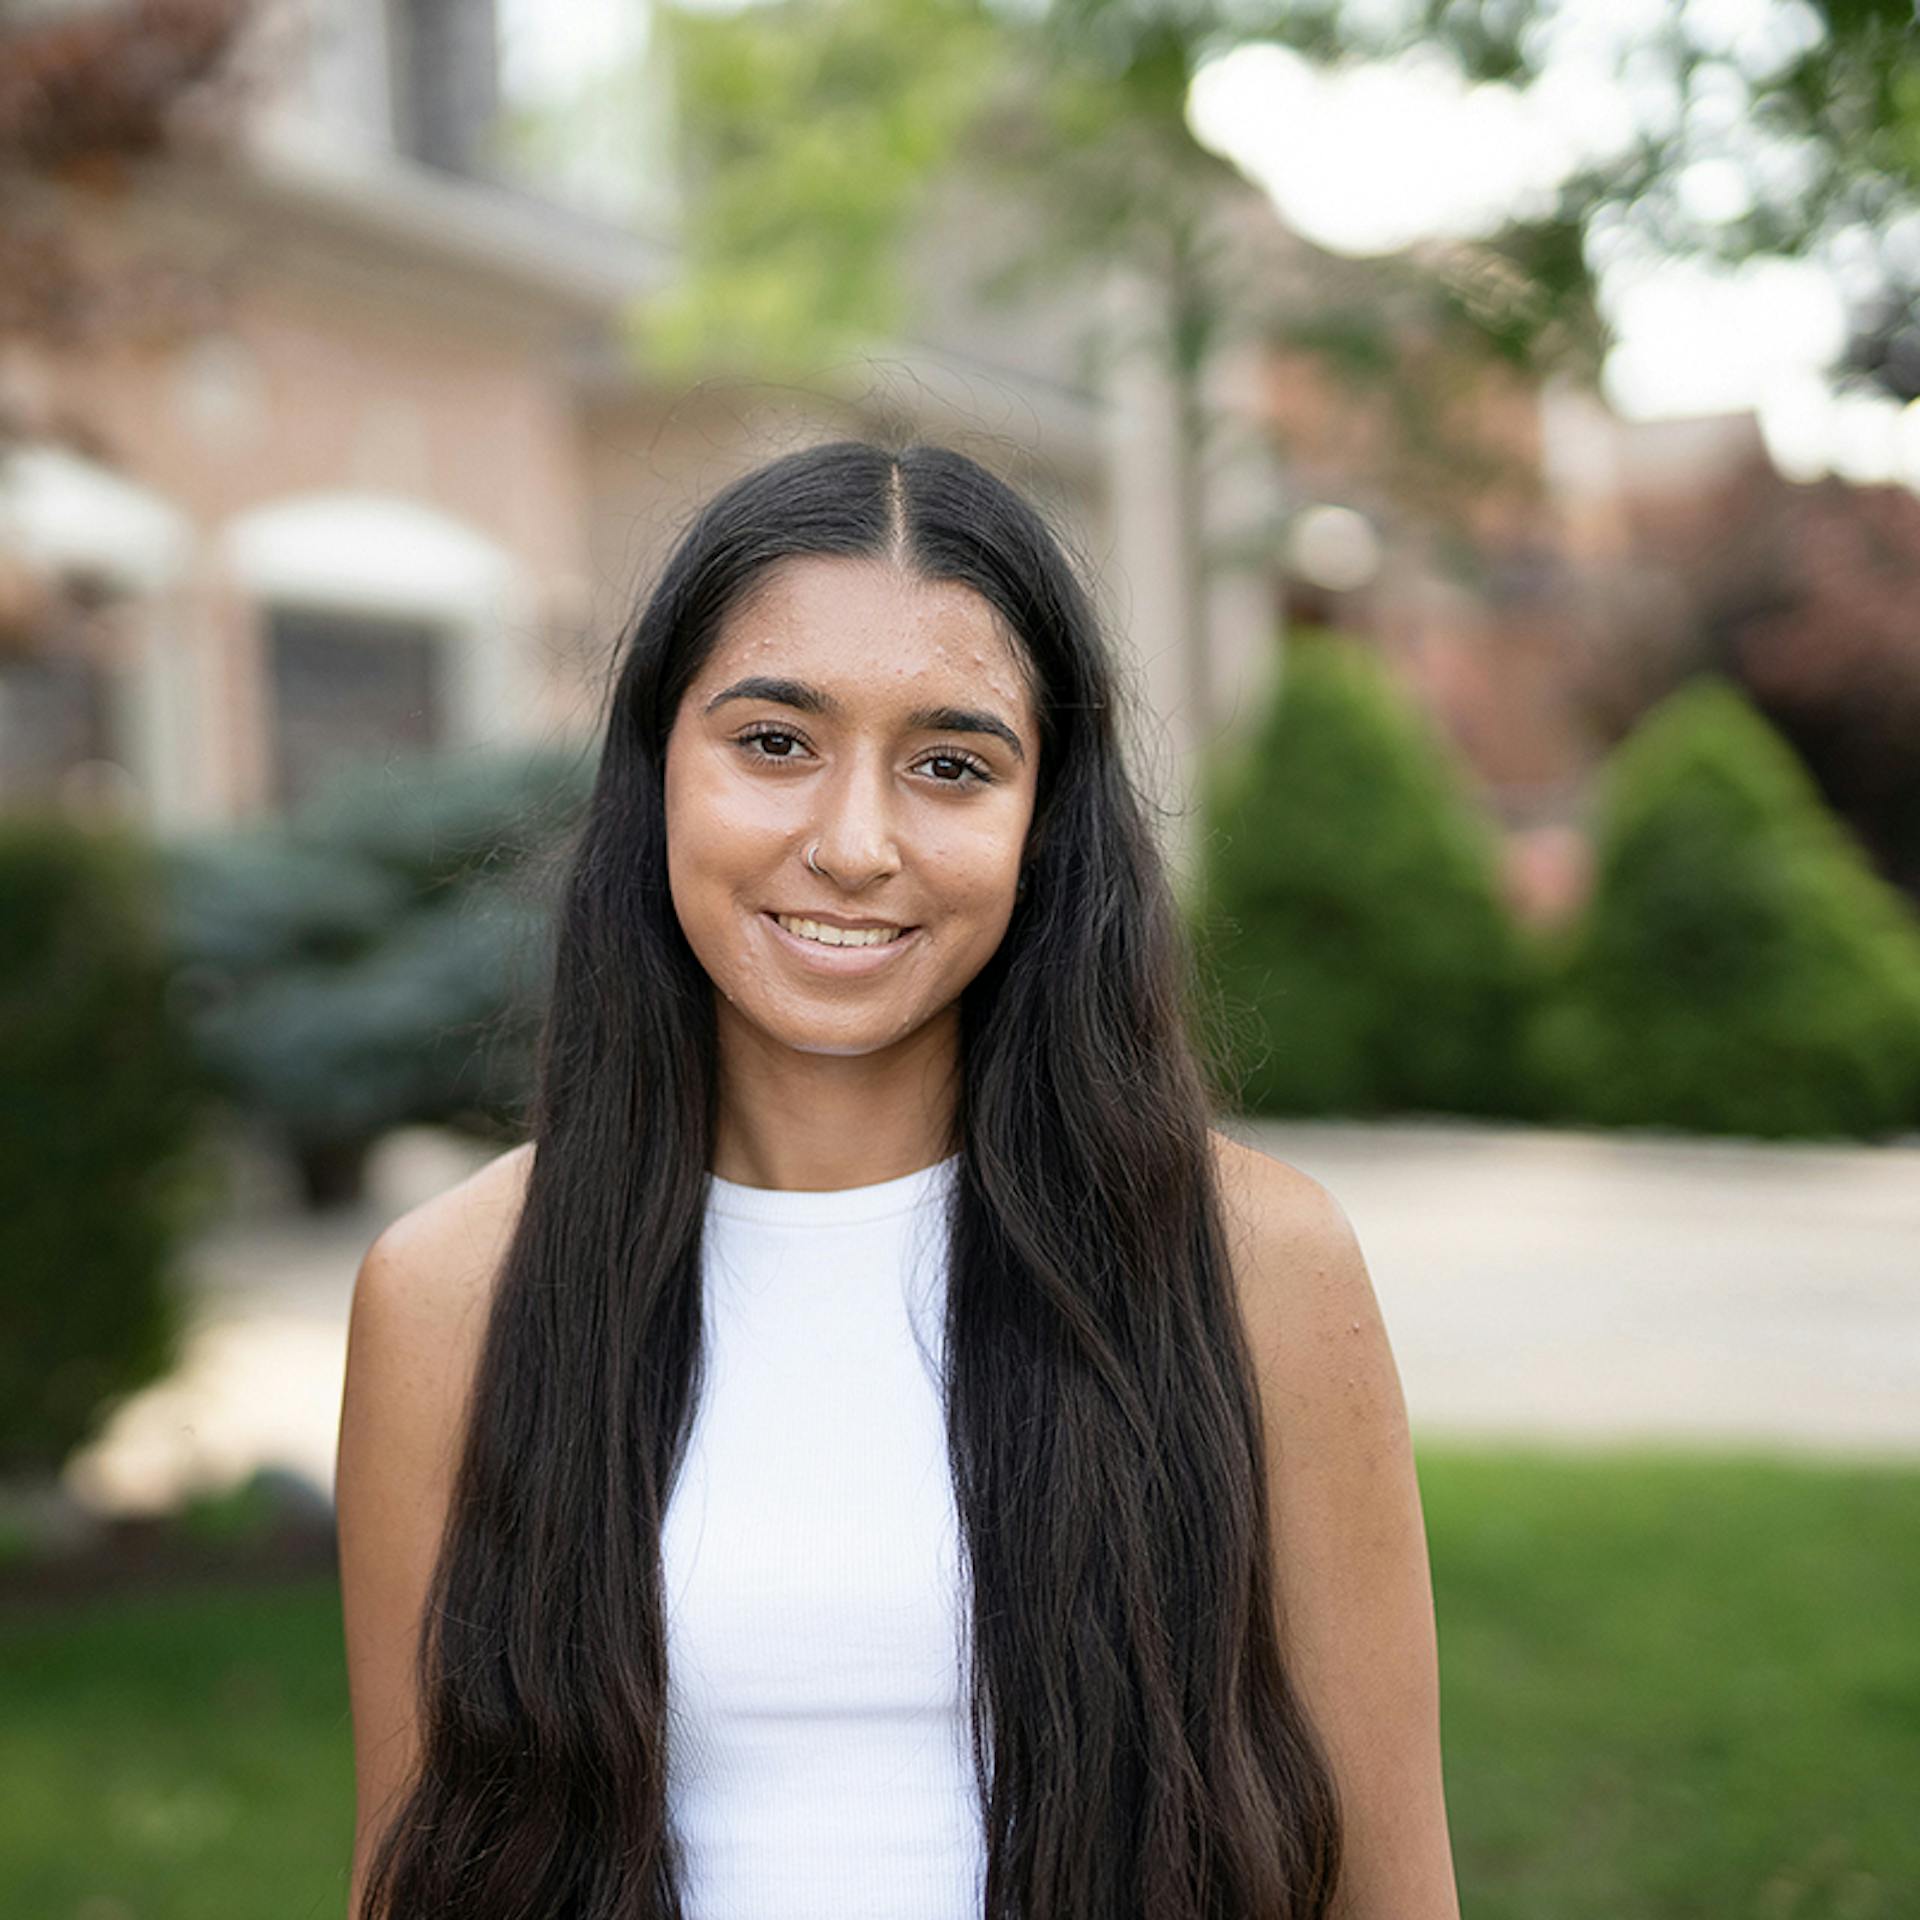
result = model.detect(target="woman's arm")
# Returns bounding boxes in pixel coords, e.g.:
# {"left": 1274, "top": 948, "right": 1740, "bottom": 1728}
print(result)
{"left": 335, "top": 1145, "right": 528, "bottom": 1918}
{"left": 1214, "top": 1136, "right": 1463, "bottom": 1920}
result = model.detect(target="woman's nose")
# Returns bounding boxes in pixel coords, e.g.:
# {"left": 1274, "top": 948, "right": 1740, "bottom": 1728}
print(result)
{"left": 806, "top": 752, "right": 903, "bottom": 888}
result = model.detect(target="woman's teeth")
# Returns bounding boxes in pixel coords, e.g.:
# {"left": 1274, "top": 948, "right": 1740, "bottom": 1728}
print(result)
{"left": 774, "top": 914, "right": 905, "bottom": 948}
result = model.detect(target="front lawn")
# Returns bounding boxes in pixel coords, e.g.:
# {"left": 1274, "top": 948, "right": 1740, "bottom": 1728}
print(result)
{"left": 2, "top": 1444, "right": 1913, "bottom": 1917}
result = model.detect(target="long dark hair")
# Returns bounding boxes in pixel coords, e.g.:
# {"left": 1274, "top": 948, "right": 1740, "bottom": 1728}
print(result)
{"left": 358, "top": 437, "right": 1343, "bottom": 1918}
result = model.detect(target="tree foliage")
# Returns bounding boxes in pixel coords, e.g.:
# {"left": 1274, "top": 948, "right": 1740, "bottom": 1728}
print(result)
{"left": 1251, "top": 0, "right": 1920, "bottom": 399}
{"left": 0, "top": 0, "right": 249, "bottom": 421}
{"left": 1194, "top": 627, "right": 1543, "bottom": 1120}
{"left": 0, "top": 810, "right": 215, "bottom": 1475}
{"left": 162, "top": 744, "right": 593, "bottom": 1206}
{"left": 648, "top": 0, "right": 1920, "bottom": 402}
{"left": 641, "top": 0, "right": 1011, "bottom": 378}
{"left": 1530, "top": 674, "right": 1920, "bottom": 1138}
{"left": 1714, "top": 476, "right": 1920, "bottom": 904}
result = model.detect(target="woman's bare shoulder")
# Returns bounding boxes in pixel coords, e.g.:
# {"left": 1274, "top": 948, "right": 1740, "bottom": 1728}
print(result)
{"left": 1205, "top": 1129, "right": 1348, "bottom": 1271}
{"left": 345, "top": 1141, "right": 534, "bottom": 1436}
{"left": 359, "top": 1139, "right": 534, "bottom": 1324}
{"left": 341, "top": 1139, "right": 535, "bottom": 1506}
{"left": 1205, "top": 1127, "right": 1379, "bottom": 1367}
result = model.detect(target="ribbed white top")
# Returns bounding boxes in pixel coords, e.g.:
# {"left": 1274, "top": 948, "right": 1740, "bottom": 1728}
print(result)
{"left": 663, "top": 1152, "right": 985, "bottom": 1918}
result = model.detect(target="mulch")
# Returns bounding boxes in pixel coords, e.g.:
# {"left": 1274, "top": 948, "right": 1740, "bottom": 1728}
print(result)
{"left": 0, "top": 1516, "right": 339, "bottom": 1617}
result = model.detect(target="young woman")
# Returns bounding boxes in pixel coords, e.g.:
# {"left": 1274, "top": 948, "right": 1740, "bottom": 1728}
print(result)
{"left": 336, "top": 438, "right": 1459, "bottom": 1919}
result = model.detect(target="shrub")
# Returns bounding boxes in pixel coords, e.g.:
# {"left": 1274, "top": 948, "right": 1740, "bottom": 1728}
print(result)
{"left": 1192, "top": 628, "right": 1544, "bottom": 1120}
{"left": 162, "top": 744, "right": 591, "bottom": 1205}
{"left": 1529, "top": 675, "right": 1920, "bottom": 1139}
{"left": 0, "top": 812, "right": 218, "bottom": 1476}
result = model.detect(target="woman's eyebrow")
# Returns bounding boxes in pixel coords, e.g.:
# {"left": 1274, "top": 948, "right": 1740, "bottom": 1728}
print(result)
{"left": 702, "top": 674, "right": 1027, "bottom": 764}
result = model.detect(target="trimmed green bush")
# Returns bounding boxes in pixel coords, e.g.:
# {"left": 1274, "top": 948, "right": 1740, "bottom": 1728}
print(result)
{"left": 0, "top": 812, "right": 218, "bottom": 1476}
{"left": 1529, "top": 674, "right": 1920, "bottom": 1139}
{"left": 1192, "top": 628, "right": 1544, "bottom": 1120}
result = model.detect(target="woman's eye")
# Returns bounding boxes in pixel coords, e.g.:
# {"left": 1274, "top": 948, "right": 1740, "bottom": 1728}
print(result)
{"left": 921, "top": 752, "right": 992, "bottom": 786}
{"left": 734, "top": 727, "right": 809, "bottom": 762}
{"left": 732, "top": 728, "right": 990, "bottom": 786}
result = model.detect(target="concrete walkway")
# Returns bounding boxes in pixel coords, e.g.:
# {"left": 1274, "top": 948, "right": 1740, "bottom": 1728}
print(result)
{"left": 1229, "top": 1117, "right": 1920, "bottom": 1462}
{"left": 65, "top": 1118, "right": 1920, "bottom": 1516}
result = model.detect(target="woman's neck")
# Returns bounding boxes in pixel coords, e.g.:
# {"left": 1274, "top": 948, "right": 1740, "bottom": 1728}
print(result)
{"left": 709, "top": 1009, "right": 959, "bottom": 1191}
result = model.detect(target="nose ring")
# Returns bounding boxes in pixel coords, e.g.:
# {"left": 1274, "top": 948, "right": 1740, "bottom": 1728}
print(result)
{"left": 806, "top": 841, "right": 827, "bottom": 878}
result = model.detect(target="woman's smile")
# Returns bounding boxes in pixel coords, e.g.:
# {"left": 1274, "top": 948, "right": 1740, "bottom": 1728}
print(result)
{"left": 759, "top": 908, "right": 926, "bottom": 975}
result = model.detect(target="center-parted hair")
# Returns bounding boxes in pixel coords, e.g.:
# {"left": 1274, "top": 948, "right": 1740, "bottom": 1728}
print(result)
{"left": 356, "top": 438, "right": 1343, "bottom": 1918}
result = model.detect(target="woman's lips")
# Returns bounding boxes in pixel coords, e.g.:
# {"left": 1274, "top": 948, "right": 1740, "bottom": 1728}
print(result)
{"left": 759, "top": 910, "right": 923, "bottom": 976}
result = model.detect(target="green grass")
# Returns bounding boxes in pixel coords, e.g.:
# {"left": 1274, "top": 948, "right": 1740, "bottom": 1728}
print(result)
{"left": 1419, "top": 1442, "right": 1920, "bottom": 1920}
{"left": 0, "top": 1579, "right": 355, "bottom": 1918}
{"left": 1, "top": 1446, "right": 1914, "bottom": 1918}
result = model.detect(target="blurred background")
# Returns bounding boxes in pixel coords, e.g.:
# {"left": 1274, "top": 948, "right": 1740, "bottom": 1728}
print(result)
{"left": 2, "top": 0, "right": 1917, "bottom": 1912}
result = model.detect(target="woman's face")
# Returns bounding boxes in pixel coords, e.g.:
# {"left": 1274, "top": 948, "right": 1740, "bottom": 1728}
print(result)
{"left": 663, "top": 554, "right": 1042, "bottom": 1060}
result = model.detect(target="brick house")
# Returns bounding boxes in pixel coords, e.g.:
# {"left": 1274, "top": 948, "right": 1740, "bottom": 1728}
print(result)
{"left": 0, "top": 0, "right": 1289, "bottom": 881}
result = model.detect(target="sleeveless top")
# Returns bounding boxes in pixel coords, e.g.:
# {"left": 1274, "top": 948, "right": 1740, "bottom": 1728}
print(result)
{"left": 661, "top": 1151, "right": 986, "bottom": 1918}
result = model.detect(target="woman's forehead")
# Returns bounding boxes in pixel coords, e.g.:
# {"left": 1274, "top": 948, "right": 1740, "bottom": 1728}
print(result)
{"left": 704, "top": 558, "right": 1038, "bottom": 717}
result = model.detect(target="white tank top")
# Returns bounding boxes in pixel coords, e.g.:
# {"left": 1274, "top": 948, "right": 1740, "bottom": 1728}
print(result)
{"left": 662, "top": 1151, "right": 986, "bottom": 1918}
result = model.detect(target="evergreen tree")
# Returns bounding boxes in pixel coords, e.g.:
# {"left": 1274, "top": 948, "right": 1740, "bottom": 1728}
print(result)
{"left": 1532, "top": 675, "right": 1920, "bottom": 1140}
{"left": 1194, "top": 629, "right": 1542, "bottom": 1120}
